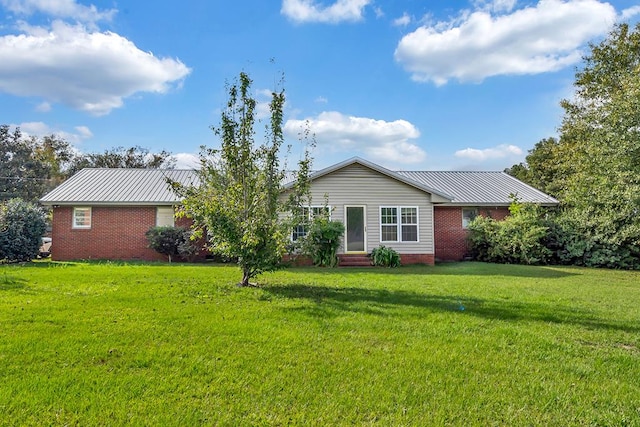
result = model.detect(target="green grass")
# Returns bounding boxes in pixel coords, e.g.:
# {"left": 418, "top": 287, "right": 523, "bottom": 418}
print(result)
{"left": 1, "top": 261, "right": 639, "bottom": 426}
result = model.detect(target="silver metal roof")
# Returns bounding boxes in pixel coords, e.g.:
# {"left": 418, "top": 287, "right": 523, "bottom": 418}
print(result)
{"left": 396, "top": 171, "right": 558, "bottom": 205}
{"left": 40, "top": 160, "right": 559, "bottom": 207}
{"left": 40, "top": 169, "right": 198, "bottom": 205}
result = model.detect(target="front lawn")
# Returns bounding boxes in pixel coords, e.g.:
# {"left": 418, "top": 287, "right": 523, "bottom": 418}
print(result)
{"left": 1, "top": 262, "right": 639, "bottom": 425}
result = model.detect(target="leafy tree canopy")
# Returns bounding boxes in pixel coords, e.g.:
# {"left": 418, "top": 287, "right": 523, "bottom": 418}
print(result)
{"left": 0, "top": 126, "right": 74, "bottom": 203}
{"left": 558, "top": 23, "right": 640, "bottom": 254}
{"left": 1, "top": 124, "right": 176, "bottom": 202}
{"left": 506, "top": 23, "right": 640, "bottom": 267}
{"left": 69, "top": 145, "right": 175, "bottom": 173}
{"left": 173, "top": 72, "right": 312, "bottom": 286}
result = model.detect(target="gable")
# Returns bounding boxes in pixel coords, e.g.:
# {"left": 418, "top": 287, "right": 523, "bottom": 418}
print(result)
{"left": 290, "top": 157, "right": 453, "bottom": 202}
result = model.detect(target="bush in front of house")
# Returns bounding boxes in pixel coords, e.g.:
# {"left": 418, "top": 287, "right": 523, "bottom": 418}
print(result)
{"left": 0, "top": 198, "right": 47, "bottom": 262}
{"left": 302, "top": 218, "right": 345, "bottom": 267}
{"left": 146, "top": 226, "right": 200, "bottom": 263}
{"left": 370, "top": 245, "right": 401, "bottom": 268}
{"left": 467, "top": 199, "right": 551, "bottom": 265}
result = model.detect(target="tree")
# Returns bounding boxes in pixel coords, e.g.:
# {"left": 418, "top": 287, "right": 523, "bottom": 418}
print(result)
{"left": 34, "top": 135, "right": 76, "bottom": 192}
{"left": 173, "top": 72, "right": 311, "bottom": 286}
{"left": 556, "top": 23, "right": 640, "bottom": 267}
{"left": 504, "top": 137, "right": 568, "bottom": 199}
{"left": 70, "top": 145, "right": 175, "bottom": 173}
{"left": 0, "top": 126, "right": 49, "bottom": 202}
{"left": 0, "top": 198, "right": 47, "bottom": 262}
{"left": 1, "top": 126, "right": 79, "bottom": 202}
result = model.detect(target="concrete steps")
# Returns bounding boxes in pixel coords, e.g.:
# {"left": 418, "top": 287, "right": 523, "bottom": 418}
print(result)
{"left": 338, "top": 254, "right": 372, "bottom": 267}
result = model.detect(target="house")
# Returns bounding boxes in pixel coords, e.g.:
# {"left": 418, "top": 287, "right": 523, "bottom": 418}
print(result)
{"left": 283, "top": 157, "right": 558, "bottom": 265}
{"left": 40, "top": 168, "right": 198, "bottom": 261}
{"left": 40, "top": 157, "right": 558, "bottom": 263}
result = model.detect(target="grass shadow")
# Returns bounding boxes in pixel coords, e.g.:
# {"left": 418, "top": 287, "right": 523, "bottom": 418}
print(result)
{"left": 0, "top": 273, "right": 28, "bottom": 290}
{"left": 286, "top": 262, "right": 578, "bottom": 279}
{"left": 264, "top": 284, "right": 639, "bottom": 333}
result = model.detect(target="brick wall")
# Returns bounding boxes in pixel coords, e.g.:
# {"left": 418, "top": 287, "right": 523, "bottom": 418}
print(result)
{"left": 51, "top": 206, "right": 200, "bottom": 262}
{"left": 434, "top": 206, "right": 509, "bottom": 261}
{"left": 399, "top": 253, "right": 435, "bottom": 265}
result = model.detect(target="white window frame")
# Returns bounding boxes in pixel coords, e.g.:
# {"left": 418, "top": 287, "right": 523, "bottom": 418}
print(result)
{"left": 291, "top": 206, "right": 331, "bottom": 241}
{"left": 72, "top": 207, "right": 92, "bottom": 229}
{"left": 462, "top": 208, "right": 479, "bottom": 229}
{"left": 156, "top": 206, "right": 175, "bottom": 227}
{"left": 379, "top": 206, "right": 419, "bottom": 243}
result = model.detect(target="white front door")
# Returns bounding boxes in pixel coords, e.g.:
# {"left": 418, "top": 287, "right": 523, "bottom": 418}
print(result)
{"left": 345, "top": 205, "right": 366, "bottom": 253}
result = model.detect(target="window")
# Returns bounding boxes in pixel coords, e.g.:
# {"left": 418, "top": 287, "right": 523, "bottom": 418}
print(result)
{"left": 380, "top": 206, "right": 418, "bottom": 242}
{"left": 401, "top": 207, "right": 418, "bottom": 241}
{"left": 73, "top": 207, "right": 91, "bottom": 229}
{"left": 156, "top": 206, "right": 175, "bottom": 227}
{"left": 292, "top": 206, "right": 330, "bottom": 241}
{"left": 462, "top": 208, "right": 478, "bottom": 228}
{"left": 381, "top": 207, "right": 397, "bottom": 241}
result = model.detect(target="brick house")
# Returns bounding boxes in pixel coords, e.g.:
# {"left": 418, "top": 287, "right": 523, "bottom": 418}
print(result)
{"left": 40, "top": 158, "right": 558, "bottom": 263}
{"left": 40, "top": 169, "right": 198, "bottom": 262}
{"left": 283, "top": 158, "right": 557, "bottom": 265}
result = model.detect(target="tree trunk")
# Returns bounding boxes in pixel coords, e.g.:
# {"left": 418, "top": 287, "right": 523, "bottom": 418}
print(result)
{"left": 238, "top": 268, "right": 252, "bottom": 287}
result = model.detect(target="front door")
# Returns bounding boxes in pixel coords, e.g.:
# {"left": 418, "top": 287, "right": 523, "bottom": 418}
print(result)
{"left": 345, "top": 206, "right": 366, "bottom": 253}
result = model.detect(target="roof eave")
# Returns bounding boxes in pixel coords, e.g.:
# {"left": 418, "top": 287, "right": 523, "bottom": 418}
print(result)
{"left": 438, "top": 201, "right": 559, "bottom": 207}
{"left": 41, "top": 201, "right": 181, "bottom": 207}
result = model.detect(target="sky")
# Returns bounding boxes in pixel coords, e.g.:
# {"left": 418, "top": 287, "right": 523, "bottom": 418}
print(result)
{"left": 1, "top": 0, "right": 639, "bottom": 172}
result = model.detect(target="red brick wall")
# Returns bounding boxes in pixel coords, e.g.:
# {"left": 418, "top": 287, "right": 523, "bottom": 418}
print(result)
{"left": 434, "top": 206, "right": 509, "bottom": 261}
{"left": 51, "top": 206, "right": 199, "bottom": 262}
{"left": 399, "top": 253, "right": 435, "bottom": 265}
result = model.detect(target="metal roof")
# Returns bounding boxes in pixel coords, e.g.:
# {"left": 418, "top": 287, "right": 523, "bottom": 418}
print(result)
{"left": 40, "top": 160, "right": 559, "bottom": 207}
{"left": 40, "top": 169, "right": 198, "bottom": 205}
{"left": 396, "top": 171, "right": 559, "bottom": 205}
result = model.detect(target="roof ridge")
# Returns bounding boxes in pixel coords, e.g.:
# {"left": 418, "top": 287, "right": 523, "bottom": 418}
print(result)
{"left": 397, "top": 170, "right": 504, "bottom": 173}
{"left": 80, "top": 168, "right": 196, "bottom": 171}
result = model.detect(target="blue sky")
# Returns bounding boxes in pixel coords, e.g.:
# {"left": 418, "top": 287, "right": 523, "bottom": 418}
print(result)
{"left": 1, "top": 0, "right": 638, "bottom": 171}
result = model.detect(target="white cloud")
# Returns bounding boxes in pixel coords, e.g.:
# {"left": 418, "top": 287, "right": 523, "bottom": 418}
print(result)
{"left": 74, "top": 125, "right": 93, "bottom": 139}
{"left": 393, "top": 12, "right": 411, "bottom": 27}
{"left": 284, "top": 111, "right": 426, "bottom": 164}
{"left": 314, "top": 96, "right": 328, "bottom": 104}
{"left": 35, "top": 101, "right": 51, "bottom": 112}
{"left": 395, "top": 0, "right": 617, "bottom": 85}
{"left": 455, "top": 144, "right": 523, "bottom": 161}
{"left": 15, "top": 121, "right": 93, "bottom": 144}
{"left": 473, "top": 0, "right": 518, "bottom": 13}
{"left": 1, "top": 0, "right": 116, "bottom": 23}
{"left": 620, "top": 5, "right": 640, "bottom": 20}
{"left": 281, "top": 0, "right": 371, "bottom": 24}
{"left": 0, "top": 20, "right": 191, "bottom": 115}
{"left": 173, "top": 153, "right": 200, "bottom": 169}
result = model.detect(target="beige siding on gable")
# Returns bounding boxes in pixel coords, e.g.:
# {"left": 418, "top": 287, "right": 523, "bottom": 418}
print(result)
{"left": 300, "top": 163, "right": 434, "bottom": 254}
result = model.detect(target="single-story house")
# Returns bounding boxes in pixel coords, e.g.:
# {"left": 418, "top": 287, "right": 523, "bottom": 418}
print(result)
{"left": 40, "top": 169, "right": 198, "bottom": 262}
{"left": 40, "top": 157, "right": 558, "bottom": 264}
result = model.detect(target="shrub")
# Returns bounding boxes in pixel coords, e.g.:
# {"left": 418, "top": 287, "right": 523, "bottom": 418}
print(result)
{"left": 0, "top": 198, "right": 47, "bottom": 262}
{"left": 146, "top": 226, "right": 192, "bottom": 263}
{"left": 467, "top": 200, "right": 551, "bottom": 265}
{"left": 546, "top": 217, "right": 640, "bottom": 269}
{"left": 302, "top": 218, "right": 345, "bottom": 267}
{"left": 370, "top": 245, "right": 401, "bottom": 268}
